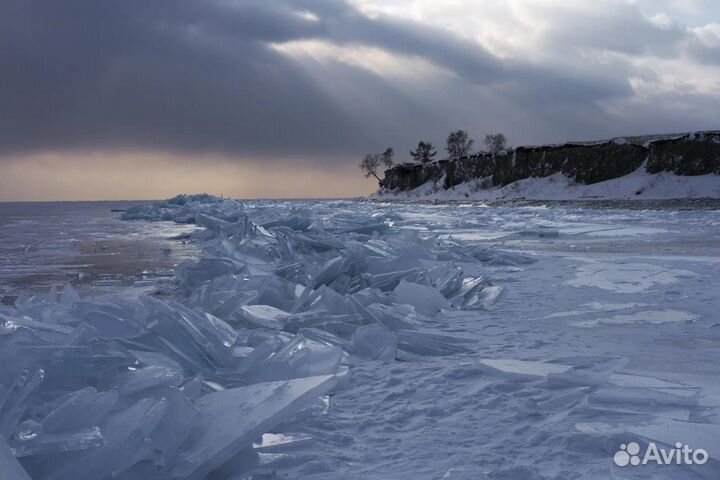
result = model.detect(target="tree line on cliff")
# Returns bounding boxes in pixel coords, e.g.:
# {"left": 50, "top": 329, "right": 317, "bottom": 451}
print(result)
{"left": 359, "top": 130, "right": 510, "bottom": 183}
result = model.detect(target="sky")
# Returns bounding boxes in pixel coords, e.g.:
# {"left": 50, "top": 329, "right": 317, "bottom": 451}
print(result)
{"left": 1, "top": 0, "right": 720, "bottom": 200}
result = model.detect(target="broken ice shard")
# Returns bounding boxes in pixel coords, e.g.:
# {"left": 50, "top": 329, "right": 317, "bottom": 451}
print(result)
{"left": 394, "top": 280, "right": 450, "bottom": 317}
{"left": 0, "top": 368, "right": 45, "bottom": 438}
{"left": 0, "top": 435, "right": 31, "bottom": 480}
{"left": 10, "top": 424, "right": 104, "bottom": 457}
{"left": 479, "top": 359, "right": 573, "bottom": 379}
{"left": 350, "top": 324, "right": 397, "bottom": 361}
{"left": 170, "top": 375, "right": 338, "bottom": 480}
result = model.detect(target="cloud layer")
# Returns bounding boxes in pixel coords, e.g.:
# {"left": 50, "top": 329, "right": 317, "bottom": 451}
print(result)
{"left": 1, "top": 0, "right": 719, "bottom": 171}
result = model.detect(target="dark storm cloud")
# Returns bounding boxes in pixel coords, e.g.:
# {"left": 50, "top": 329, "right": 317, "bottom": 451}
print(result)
{"left": 0, "top": 0, "right": 715, "bottom": 164}
{"left": 0, "top": 0, "right": 359, "bottom": 158}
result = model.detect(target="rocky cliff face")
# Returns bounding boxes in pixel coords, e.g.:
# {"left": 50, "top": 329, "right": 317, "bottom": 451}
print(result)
{"left": 382, "top": 131, "right": 720, "bottom": 192}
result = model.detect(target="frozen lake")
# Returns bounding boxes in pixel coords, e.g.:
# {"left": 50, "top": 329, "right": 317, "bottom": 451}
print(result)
{"left": 2, "top": 197, "right": 720, "bottom": 479}
{"left": 0, "top": 201, "right": 199, "bottom": 303}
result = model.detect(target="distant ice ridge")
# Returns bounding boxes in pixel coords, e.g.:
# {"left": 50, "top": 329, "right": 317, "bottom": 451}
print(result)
{"left": 0, "top": 194, "right": 513, "bottom": 479}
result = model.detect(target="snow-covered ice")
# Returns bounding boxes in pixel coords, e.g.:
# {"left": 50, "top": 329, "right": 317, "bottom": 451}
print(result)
{"left": 566, "top": 259, "right": 697, "bottom": 294}
{"left": 2, "top": 194, "right": 720, "bottom": 479}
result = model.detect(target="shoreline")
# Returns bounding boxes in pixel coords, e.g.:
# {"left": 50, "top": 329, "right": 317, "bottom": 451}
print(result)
{"left": 367, "top": 196, "right": 720, "bottom": 210}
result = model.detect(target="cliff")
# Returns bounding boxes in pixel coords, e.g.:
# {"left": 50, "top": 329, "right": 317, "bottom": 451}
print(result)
{"left": 381, "top": 131, "right": 720, "bottom": 194}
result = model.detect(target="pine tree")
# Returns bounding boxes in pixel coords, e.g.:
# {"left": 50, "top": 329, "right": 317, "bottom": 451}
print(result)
{"left": 410, "top": 141, "right": 437, "bottom": 164}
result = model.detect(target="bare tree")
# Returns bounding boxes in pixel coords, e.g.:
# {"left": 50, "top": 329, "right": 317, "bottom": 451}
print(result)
{"left": 360, "top": 147, "right": 395, "bottom": 185}
{"left": 446, "top": 130, "right": 474, "bottom": 160}
{"left": 359, "top": 153, "right": 384, "bottom": 183}
{"left": 410, "top": 141, "right": 437, "bottom": 164}
{"left": 483, "top": 133, "right": 509, "bottom": 155}
{"left": 381, "top": 147, "right": 394, "bottom": 168}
